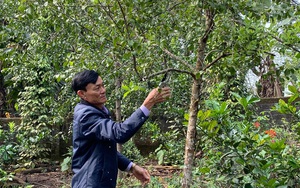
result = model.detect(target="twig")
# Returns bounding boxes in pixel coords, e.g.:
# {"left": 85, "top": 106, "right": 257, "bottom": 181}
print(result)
{"left": 12, "top": 176, "right": 26, "bottom": 185}
{"left": 271, "top": 35, "right": 300, "bottom": 53}
{"left": 163, "top": 49, "right": 193, "bottom": 70}
{"left": 143, "top": 68, "right": 195, "bottom": 80}
{"left": 203, "top": 53, "right": 231, "bottom": 71}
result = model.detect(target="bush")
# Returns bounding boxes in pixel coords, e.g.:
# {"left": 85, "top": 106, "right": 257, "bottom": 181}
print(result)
{"left": 0, "top": 122, "right": 19, "bottom": 166}
{"left": 192, "top": 87, "right": 300, "bottom": 187}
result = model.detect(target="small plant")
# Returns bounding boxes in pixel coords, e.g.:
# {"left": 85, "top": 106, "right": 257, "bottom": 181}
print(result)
{"left": 61, "top": 147, "right": 73, "bottom": 172}
{"left": 0, "top": 122, "right": 19, "bottom": 165}
{"left": 0, "top": 168, "right": 14, "bottom": 186}
{"left": 153, "top": 126, "right": 185, "bottom": 166}
{"left": 0, "top": 122, "right": 19, "bottom": 186}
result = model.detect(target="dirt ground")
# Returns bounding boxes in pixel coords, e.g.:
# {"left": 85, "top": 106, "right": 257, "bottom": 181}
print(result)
{"left": 5, "top": 170, "right": 72, "bottom": 188}
{"left": 4, "top": 165, "right": 181, "bottom": 188}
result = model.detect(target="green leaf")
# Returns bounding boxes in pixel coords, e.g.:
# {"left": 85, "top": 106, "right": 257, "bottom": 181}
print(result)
{"left": 248, "top": 96, "right": 260, "bottom": 104}
{"left": 61, "top": 156, "right": 71, "bottom": 172}
{"left": 288, "top": 94, "right": 298, "bottom": 104}
{"left": 123, "top": 91, "right": 131, "bottom": 99}
{"left": 269, "top": 139, "right": 286, "bottom": 151}
{"left": 184, "top": 113, "right": 189, "bottom": 121}
{"left": 239, "top": 98, "right": 248, "bottom": 109}
{"left": 267, "top": 179, "right": 277, "bottom": 186}
{"left": 199, "top": 167, "right": 210, "bottom": 174}
{"left": 121, "top": 85, "right": 130, "bottom": 91}
{"left": 219, "top": 102, "right": 228, "bottom": 114}
{"left": 288, "top": 85, "right": 297, "bottom": 94}
{"left": 230, "top": 92, "right": 241, "bottom": 100}
{"left": 156, "top": 150, "right": 165, "bottom": 165}
{"left": 198, "top": 110, "right": 211, "bottom": 121}
{"left": 277, "top": 186, "right": 288, "bottom": 188}
{"left": 195, "top": 72, "right": 201, "bottom": 79}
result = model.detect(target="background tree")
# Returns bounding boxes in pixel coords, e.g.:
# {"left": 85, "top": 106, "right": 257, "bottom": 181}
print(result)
{"left": 0, "top": 0, "right": 299, "bottom": 187}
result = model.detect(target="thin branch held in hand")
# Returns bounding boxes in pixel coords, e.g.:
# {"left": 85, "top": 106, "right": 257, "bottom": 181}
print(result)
{"left": 143, "top": 68, "right": 195, "bottom": 81}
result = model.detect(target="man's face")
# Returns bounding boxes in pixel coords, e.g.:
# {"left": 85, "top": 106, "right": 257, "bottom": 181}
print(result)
{"left": 79, "top": 76, "right": 107, "bottom": 108}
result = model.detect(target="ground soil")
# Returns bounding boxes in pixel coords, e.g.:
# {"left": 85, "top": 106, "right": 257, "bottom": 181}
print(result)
{"left": 3, "top": 164, "right": 181, "bottom": 188}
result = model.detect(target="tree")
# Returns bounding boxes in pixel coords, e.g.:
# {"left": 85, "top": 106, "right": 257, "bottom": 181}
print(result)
{"left": 0, "top": 0, "right": 299, "bottom": 186}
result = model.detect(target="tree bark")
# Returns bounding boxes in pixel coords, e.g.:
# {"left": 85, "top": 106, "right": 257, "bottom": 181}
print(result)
{"left": 182, "top": 79, "right": 200, "bottom": 188}
{"left": 115, "top": 76, "right": 124, "bottom": 179}
{"left": 182, "top": 9, "right": 214, "bottom": 187}
{"left": 0, "top": 60, "right": 6, "bottom": 117}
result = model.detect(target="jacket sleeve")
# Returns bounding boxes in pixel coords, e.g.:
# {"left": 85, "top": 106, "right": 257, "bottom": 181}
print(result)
{"left": 76, "top": 106, "right": 148, "bottom": 143}
{"left": 117, "top": 152, "right": 131, "bottom": 171}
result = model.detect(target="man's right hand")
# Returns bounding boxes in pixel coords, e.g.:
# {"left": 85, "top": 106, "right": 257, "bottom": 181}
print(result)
{"left": 142, "top": 87, "right": 171, "bottom": 110}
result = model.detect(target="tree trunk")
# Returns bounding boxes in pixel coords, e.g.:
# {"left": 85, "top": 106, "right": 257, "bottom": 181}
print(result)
{"left": 115, "top": 70, "right": 124, "bottom": 179}
{"left": 182, "top": 79, "right": 200, "bottom": 188}
{"left": 116, "top": 98, "right": 124, "bottom": 178}
{"left": 182, "top": 9, "right": 214, "bottom": 187}
{"left": 258, "top": 56, "right": 283, "bottom": 98}
{"left": 0, "top": 61, "right": 6, "bottom": 117}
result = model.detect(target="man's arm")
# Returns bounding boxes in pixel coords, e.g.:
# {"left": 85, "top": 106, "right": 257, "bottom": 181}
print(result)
{"left": 77, "top": 107, "right": 148, "bottom": 143}
{"left": 117, "top": 152, "right": 132, "bottom": 171}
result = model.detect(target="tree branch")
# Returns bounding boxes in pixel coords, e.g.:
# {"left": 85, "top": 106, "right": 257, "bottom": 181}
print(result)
{"left": 201, "top": 9, "right": 215, "bottom": 44}
{"left": 271, "top": 35, "right": 300, "bottom": 53}
{"left": 203, "top": 53, "right": 231, "bottom": 71}
{"left": 116, "top": 1, "right": 142, "bottom": 81}
{"left": 99, "top": 2, "right": 124, "bottom": 34}
{"left": 117, "top": 0, "right": 128, "bottom": 35}
{"left": 146, "top": 2, "right": 185, "bottom": 23}
{"left": 197, "top": 9, "right": 215, "bottom": 70}
{"left": 163, "top": 49, "right": 193, "bottom": 70}
{"left": 232, "top": 18, "right": 300, "bottom": 53}
{"left": 143, "top": 68, "right": 195, "bottom": 80}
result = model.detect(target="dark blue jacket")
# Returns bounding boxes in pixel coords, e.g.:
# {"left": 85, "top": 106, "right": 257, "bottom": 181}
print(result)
{"left": 71, "top": 100, "right": 148, "bottom": 188}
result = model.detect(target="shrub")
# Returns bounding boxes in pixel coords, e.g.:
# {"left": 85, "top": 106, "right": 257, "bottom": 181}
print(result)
{"left": 192, "top": 87, "right": 300, "bottom": 187}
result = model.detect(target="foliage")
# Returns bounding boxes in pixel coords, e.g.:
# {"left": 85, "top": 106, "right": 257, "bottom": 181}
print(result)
{"left": 121, "top": 139, "right": 144, "bottom": 165}
{"left": 60, "top": 156, "right": 72, "bottom": 172}
{"left": 12, "top": 60, "right": 56, "bottom": 166}
{"left": 0, "top": 122, "right": 19, "bottom": 166}
{"left": 0, "top": 0, "right": 299, "bottom": 187}
{"left": 60, "top": 147, "right": 73, "bottom": 172}
{"left": 0, "top": 168, "right": 14, "bottom": 187}
{"left": 153, "top": 126, "right": 185, "bottom": 166}
{"left": 190, "top": 85, "right": 300, "bottom": 187}
{"left": 0, "top": 122, "right": 17, "bottom": 186}
{"left": 117, "top": 172, "right": 182, "bottom": 188}
{"left": 1, "top": 0, "right": 78, "bottom": 166}
{"left": 0, "top": 121, "right": 18, "bottom": 186}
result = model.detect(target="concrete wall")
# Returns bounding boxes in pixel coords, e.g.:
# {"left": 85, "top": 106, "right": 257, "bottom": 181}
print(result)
{"left": 255, "top": 97, "right": 299, "bottom": 125}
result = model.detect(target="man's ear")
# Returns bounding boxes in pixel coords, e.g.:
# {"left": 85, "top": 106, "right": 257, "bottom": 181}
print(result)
{"left": 77, "top": 90, "right": 86, "bottom": 99}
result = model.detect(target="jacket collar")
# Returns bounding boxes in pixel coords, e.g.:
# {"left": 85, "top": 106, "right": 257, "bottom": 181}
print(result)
{"left": 80, "top": 99, "right": 111, "bottom": 116}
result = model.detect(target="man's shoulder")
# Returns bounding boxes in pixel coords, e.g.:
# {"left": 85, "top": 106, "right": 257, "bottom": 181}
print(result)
{"left": 74, "top": 103, "right": 95, "bottom": 115}
{"left": 74, "top": 103, "right": 109, "bottom": 118}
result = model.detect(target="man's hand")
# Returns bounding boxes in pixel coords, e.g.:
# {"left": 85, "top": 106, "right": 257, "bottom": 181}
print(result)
{"left": 142, "top": 87, "right": 171, "bottom": 110}
{"left": 131, "top": 163, "right": 150, "bottom": 186}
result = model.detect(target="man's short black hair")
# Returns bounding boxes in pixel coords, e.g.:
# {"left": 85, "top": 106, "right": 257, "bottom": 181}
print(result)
{"left": 72, "top": 70, "right": 99, "bottom": 93}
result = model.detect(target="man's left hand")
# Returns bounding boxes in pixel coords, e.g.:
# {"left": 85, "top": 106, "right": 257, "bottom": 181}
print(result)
{"left": 131, "top": 163, "right": 150, "bottom": 186}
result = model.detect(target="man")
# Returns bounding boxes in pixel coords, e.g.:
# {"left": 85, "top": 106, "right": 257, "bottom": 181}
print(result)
{"left": 71, "top": 70, "right": 171, "bottom": 187}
